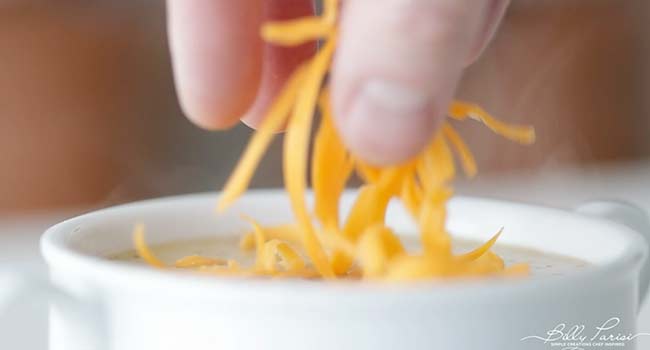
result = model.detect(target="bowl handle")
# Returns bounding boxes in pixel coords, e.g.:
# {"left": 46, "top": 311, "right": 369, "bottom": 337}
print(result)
{"left": 0, "top": 263, "right": 107, "bottom": 350}
{"left": 575, "top": 200, "right": 650, "bottom": 306}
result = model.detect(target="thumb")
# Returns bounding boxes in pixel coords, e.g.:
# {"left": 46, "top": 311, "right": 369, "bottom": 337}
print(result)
{"left": 332, "top": 0, "right": 508, "bottom": 165}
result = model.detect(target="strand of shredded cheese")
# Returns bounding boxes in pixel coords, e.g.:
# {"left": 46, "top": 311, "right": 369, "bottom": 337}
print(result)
{"left": 312, "top": 89, "right": 353, "bottom": 231}
{"left": 443, "top": 123, "right": 477, "bottom": 178}
{"left": 282, "top": 35, "right": 338, "bottom": 278}
{"left": 133, "top": 224, "right": 166, "bottom": 269}
{"left": 456, "top": 228, "right": 503, "bottom": 263}
{"left": 217, "top": 65, "right": 308, "bottom": 211}
{"left": 449, "top": 101, "right": 536, "bottom": 145}
{"left": 261, "top": 0, "right": 338, "bottom": 46}
{"left": 239, "top": 223, "right": 301, "bottom": 251}
{"left": 175, "top": 255, "right": 226, "bottom": 268}
{"left": 262, "top": 19, "right": 333, "bottom": 46}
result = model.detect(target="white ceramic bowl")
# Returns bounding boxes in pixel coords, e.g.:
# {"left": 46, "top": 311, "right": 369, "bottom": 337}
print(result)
{"left": 31, "top": 191, "right": 650, "bottom": 349}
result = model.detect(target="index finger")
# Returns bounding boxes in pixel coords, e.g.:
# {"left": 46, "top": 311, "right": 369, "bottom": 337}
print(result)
{"left": 167, "top": 0, "right": 264, "bottom": 129}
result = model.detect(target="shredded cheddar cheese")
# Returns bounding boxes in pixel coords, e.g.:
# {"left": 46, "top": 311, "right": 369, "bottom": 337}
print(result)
{"left": 134, "top": 0, "right": 536, "bottom": 281}
{"left": 133, "top": 224, "right": 166, "bottom": 269}
{"left": 175, "top": 255, "right": 226, "bottom": 268}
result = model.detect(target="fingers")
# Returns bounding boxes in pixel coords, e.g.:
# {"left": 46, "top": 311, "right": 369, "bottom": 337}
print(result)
{"left": 168, "top": 0, "right": 507, "bottom": 164}
{"left": 241, "top": 0, "right": 316, "bottom": 127}
{"left": 467, "top": 0, "right": 511, "bottom": 64}
{"left": 167, "top": 0, "right": 315, "bottom": 130}
{"left": 167, "top": 0, "right": 263, "bottom": 129}
{"left": 332, "top": 0, "right": 505, "bottom": 165}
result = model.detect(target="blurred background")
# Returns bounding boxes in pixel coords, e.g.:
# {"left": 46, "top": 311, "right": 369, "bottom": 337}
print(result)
{"left": 1, "top": 0, "right": 650, "bottom": 348}
{"left": 1, "top": 0, "right": 649, "bottom": 214}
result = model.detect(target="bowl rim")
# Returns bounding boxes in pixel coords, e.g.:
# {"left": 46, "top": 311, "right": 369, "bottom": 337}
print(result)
{"left": 40, "top": 191, "right": 648, "bottom": 305}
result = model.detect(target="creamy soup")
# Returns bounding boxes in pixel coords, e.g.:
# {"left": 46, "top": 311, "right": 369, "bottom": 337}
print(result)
{"left": 111, "top": 235, "right": 589, "bottom": 278}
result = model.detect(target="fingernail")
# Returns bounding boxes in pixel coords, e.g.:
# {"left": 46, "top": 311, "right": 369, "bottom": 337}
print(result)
{"left": 343, "top": 79, "right": 433, "bottom": 165}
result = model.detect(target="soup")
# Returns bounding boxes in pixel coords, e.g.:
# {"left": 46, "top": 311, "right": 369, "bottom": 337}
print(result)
{"left": 112, "top": 235, "right": 588, "bottom": 278}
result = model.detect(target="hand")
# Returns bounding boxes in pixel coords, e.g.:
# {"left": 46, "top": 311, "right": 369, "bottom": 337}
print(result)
{"left": 167, "top": 0, "right": 510, "bottom": 165}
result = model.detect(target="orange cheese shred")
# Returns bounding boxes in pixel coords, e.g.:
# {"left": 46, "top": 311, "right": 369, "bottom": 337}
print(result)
{"left": 261, "top": 0, "right": 338, "bottom": 46}
{"left": 417, "top": 134, "right": 455, "bottom": 192}
{"left": 175, "top": 255, "right": 226, "bottom": 268}
{"left": 355, "top": 159, "right": 382, "bottom": 184}
{"left": 418, "top": 187, "right": 453, "bottom": 256}
{"left": 466, "top": 251, "right": 506, "bottom": 275}
{"left": 443, "top": 123, "right": 477, "bottom": 178}
{"left": 321, "top": 0, "right": 339, "bottom": 24}
{"left": 400, "top": 175, "right": 423, "bottom": 219}
{"left": 239, "top": 224, "right": 301, "bottom": 251}
{"left": 282, "top": 36, "right": 338, "bottom": 278}
{"left": 243, "top": 217, "right": 268, "bottom": 272}
{"left": 262, "top": 19, "right": 333, "bottom": 46}
{"left": 218, "top": 65, "right": 308, "bottom": 212}
{"left": 330, "top": 184, "right": 389, "bottom": 274}
{"left": 261, "top": 239, "right": 306, "bottom": 272}
{"left": 385, "top": 255, "right": 449, "bottom": 281}
{"left": 456, "top": 228, "right": 503, "bottom": 263}
{"left": 331, "top": 164, "right": 412, "bottom": 274}
{"left": 133, "top": 224, "right": 166, "bottom": 269}
{"left": 317, "top": 231, "right": 356, "bottom": 258}
{"left": 357, "top": 224, "right": 406, "bottom": 278}
{"left": 417, "top": 136, "right": 455, "bottom": 256}
{"left": 312, "top": 88, "right": 353, "bottom": 231}
{"left": 342, "top": 185, "right": 391, "bottom": 241}
{"left": 449, "top": 101, "right": 536, "bottom": 145}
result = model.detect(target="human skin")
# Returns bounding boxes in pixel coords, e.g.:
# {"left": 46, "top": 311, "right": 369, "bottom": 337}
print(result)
{"left": 3, "top": 0, "right": 645, "bottom": 211}
{"left": 166, "top": 0, "right": 510, "bottom": 166}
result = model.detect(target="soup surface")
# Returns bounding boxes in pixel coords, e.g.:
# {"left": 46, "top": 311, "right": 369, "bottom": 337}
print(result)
{"left": 111, "top": 235, "right": 589, "bottom": 278}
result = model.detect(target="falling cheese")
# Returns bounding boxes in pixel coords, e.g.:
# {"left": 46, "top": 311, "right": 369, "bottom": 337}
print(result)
{"left": 443, "top": 123, "right": 477, "bottom": 178}
{"left": 312, "top": 89, "right": 353, "bottom": 232}
{"left": 217, "top": 65, "right": 309, "bottom": 212}
{"left": 448, "top": 101, "right": 536, "bottom": 145}
{"left": 281, "top": 36, "right": 338, "bottom": 278}
{"left": 134, "top": 0, "right": 536, "bottom": 281}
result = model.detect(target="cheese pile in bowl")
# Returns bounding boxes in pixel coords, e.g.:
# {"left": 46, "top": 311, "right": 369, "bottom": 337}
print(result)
{"left": 135, "top": 0, "right": 535, "bottom": 281}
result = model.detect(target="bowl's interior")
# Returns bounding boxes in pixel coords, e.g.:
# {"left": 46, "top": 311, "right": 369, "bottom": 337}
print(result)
{"left": 46, "top": 190, "right": 636, "bottom": 266}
